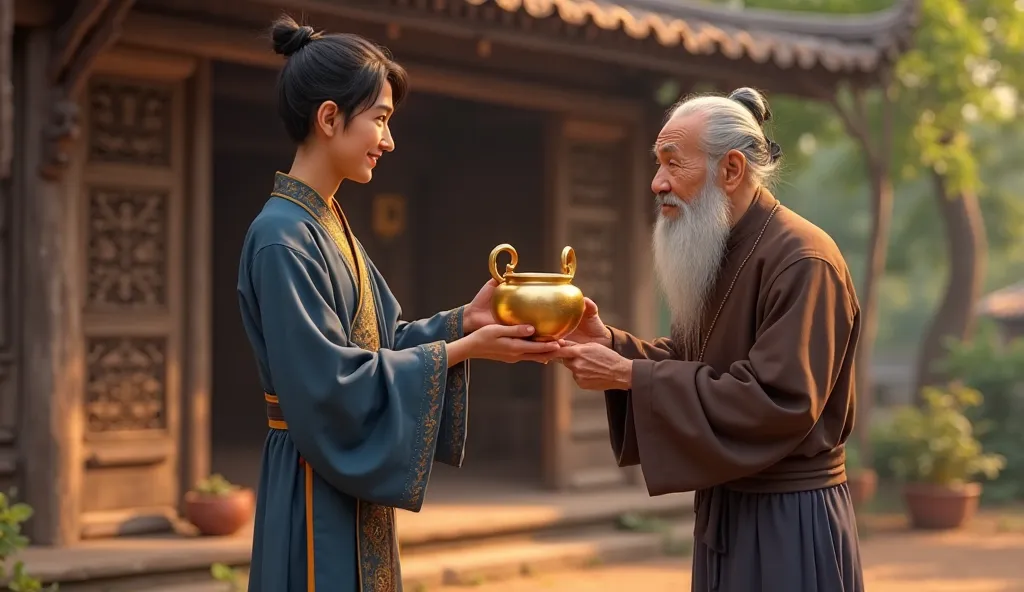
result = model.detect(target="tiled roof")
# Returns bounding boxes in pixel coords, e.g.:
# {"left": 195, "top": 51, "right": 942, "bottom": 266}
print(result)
{"left": 463, "top": 0, "right": 919, "bottom": 73}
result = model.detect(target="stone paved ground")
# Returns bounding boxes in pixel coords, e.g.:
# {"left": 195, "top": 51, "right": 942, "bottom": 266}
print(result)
{"left": 434, "top": 510, "right": 1024, "bottom": 592}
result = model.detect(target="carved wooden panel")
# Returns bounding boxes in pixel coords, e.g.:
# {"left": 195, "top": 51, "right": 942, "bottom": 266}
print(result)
{"left": 87, "top": 80, "right": 173, "bottom": 167}
{"left": 86, "top": 186, "right": 168, "bottom": 309}
{"left": 78, "top": 66, "right": 187, "bottom": 535}
{"left": 85, "top": 336, "right": 167, "bottom": 433}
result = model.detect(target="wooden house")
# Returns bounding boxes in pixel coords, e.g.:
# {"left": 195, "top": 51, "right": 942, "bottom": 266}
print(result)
{"left": 2, "top": 0, "right": 916, "bottom": 546}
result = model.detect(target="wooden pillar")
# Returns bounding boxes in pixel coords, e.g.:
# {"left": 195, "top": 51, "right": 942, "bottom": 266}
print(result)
{"left": 182, "top": 58, "right": 212, "bottom": 493}
{"left": 20, "top": 29, "right": 85, "bottom": 547}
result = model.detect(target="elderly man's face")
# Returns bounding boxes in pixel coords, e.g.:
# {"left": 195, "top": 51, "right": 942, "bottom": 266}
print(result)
{"left": 651, "top": 114, "right": 709, "bottom": 220}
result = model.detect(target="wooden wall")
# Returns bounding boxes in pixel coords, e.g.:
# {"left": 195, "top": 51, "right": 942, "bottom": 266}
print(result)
{"left": 11, "top": 11, "right": 659, "bottom": 540}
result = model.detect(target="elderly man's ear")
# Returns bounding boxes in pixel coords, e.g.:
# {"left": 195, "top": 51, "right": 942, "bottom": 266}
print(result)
{"left": 720, "top": 149, "right": 747, "bottom": 194}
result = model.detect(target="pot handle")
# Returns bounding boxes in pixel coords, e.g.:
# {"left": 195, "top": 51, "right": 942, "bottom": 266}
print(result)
{"left": 560, "top": 246, "right": 577, "bottom": 279}
{"left": 488, "top": 243, "right": 518, "bottom": 284}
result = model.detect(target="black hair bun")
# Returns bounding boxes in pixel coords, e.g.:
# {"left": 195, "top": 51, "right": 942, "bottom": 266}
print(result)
{"left": 271, "top": 15, "right": 319, "bottom": 57}
{"left": 728, "top": 87, "right": 772, "bottom": 126}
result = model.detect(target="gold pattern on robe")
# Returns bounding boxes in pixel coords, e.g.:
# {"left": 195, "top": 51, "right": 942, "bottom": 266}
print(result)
{"left": 271, "top": 172, "right": 447, "bottom": 592}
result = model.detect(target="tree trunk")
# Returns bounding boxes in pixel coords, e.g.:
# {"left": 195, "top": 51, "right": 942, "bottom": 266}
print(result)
{"left": 853, "top": 165, "right": 893, "bottom": 468}
{"left": 829, "top": 86, "right": 894, "bottom": 471}
{"left": 913, "top": 170, "right": 988, "bottom": 395}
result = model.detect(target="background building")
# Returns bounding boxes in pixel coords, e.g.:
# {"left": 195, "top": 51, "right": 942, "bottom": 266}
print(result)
{"left": 3, "top": 0, "right": 914, "bottom": 547}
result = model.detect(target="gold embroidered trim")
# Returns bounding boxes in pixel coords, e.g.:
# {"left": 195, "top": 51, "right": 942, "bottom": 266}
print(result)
{"left": 271, "top": 172, "right": 453, "bottom": 592}
{"left": 408, "top": 342, "right": 445, "bottom": 509}
{"left": 444, "top": 363, "right": 468, "bottom": 462}
{"left": 445, "top": 306, "right": 463, "bottom": 342}
{"left": 272, "top": 172, "right": 395, "bottom": 591}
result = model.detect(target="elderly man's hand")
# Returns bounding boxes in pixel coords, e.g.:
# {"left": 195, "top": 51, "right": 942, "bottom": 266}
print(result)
{"left": 555, "top": 341, "right": 632, "bottom": 391}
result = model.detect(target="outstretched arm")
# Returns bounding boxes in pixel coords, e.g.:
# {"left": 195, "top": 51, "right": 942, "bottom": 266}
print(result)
{"left": 251, "top": 244, "right": 455, "bottom": 511}
{"left": 561, "top": 258, "right": 858, "bottom": 493}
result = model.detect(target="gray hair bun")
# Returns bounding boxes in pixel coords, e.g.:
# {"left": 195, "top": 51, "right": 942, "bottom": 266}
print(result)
{"left": 728, "top": 87, "right": 772, "bottom": 127}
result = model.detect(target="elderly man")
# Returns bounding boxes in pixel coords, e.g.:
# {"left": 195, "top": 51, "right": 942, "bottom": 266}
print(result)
{"left": 555, "top": 87, "right": 863, "bottom": 592}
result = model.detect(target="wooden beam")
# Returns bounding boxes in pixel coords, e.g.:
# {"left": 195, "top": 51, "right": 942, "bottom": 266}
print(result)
{"left": 40, "top": 0, "right": 136, "bottom": 181}
{"left": 118, "top": 12, "right": 644, "bottom": 122}
{"left": 49, "top": 0, "right": 110, "bottom": 83}
{"left": 20, "top": 30, "right": 85, "bottom": 547}
{"left": 61, "top": 0, "right": 135, "bottom": 97}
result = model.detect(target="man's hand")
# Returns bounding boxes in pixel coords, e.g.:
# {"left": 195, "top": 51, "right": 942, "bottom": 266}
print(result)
{"left": 462, "top": 279, "right": 499, "bottom": 334}
{"left": 554, "top": 342, "right": 632, "bottom": 390}
{"left": 563, "top": 298, "right": 612, "bottom": 347}
{"left": 446, "top": 324, "right": 564, "bottom": 366}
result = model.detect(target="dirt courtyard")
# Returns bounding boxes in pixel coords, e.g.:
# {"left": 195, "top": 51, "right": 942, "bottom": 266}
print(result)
{"left": 436, "top": 512, "right": 1024, "bottom": 592}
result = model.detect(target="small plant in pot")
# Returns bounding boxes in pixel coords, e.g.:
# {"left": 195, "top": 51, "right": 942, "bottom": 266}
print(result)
{"left": 844, "top": 442, "right": 877, "bottom": 508}
{"left": 184, "top": 474, "right": 255, "bottom": 537}
{"left": 884, "top": 384, "right": 1005, "bottom": 530}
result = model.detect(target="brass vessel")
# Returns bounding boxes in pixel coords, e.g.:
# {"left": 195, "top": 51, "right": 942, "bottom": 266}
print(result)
{"left": 488, "top": 243, "right": 585, "bottom": 342}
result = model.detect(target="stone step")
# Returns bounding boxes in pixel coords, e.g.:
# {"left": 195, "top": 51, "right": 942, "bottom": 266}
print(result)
{"left": 401, "top": 520, "right": 694, "bottom": 589}
{"left": 133, "top": 520, "right": 695, "bottom": 591}
{"left": 22, "top": 487, "right": 692, "bottom": 590}
{"left": 399, "top": 488, "right": 692, "bottom": 550}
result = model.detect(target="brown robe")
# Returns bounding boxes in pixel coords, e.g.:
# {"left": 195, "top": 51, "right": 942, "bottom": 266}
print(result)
{"left": 606, "top": 188, "right": 863, "bottom": 591}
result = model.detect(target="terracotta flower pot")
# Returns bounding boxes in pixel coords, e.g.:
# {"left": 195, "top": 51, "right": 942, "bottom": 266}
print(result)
{"left": 902, "top": 481, "right": 982, "bottom": 530}
{"left": 846, "top": 469, "right": 877, "bottom": 508}
{"left": 184, "top": 488, "right": 255, "bottom": 536}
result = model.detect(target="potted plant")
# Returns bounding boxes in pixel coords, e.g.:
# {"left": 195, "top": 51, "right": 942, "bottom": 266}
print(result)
{"left": 844, "top": 442, "right": 877, "bottom": 508}
{"left": 184, "top": 474, "right": 255, "bottom": 536}
{"left": 884, "top": 384, "right": 1005, "bottom": 530}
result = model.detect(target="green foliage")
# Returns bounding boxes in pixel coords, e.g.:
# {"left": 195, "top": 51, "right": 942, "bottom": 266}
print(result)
{"left": 876, "top": 384, "right": 1005, "bottom": 485}
{"left": 210, "top": 563, "right": 245, "bottom": 591}
{"left": 939, "top": 323, "right": 1024, "bottom": 501}
{"left": 844, "top": 439, "right": 867, "bottom": 473}
{"left": 193, "top": 474, "right": 240, "bottom": 497}
{"left": 0, "top": 493, "right": 56, "bottom": 592}
{"left": 894, "top": 0, "right": 1023, "bottom": 192}
{"left": 661, "top": 0, "right": 1024, "bottom": 357}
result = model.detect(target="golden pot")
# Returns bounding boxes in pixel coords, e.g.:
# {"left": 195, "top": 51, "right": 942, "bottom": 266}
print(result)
{"left": 488, "top": 243, "right": 585, "bottom": 342}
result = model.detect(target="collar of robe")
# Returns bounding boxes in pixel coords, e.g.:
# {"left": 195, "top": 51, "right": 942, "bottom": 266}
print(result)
{"left": 272, "top": 171, "right": 338, "bottom": 212}
{"left": 727, "top": 186, "right": 780, "bottom": 252}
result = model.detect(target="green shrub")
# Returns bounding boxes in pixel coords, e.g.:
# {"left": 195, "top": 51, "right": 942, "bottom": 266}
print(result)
{"left": 0, "top": 492, "right": 56, "bottom": 591}
{"left": 940, "top": 323, "right": 1024, "bottom": 501}
{"left": 880, "top": 384, "right": 1004, "bottom": 486}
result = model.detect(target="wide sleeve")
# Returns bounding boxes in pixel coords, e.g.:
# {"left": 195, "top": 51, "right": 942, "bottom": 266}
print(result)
{"left": 604, "top": 329, "right": 677, "bottom": 467}
{"left": 394, "top": 307, "right": 465, "bottom": 348}
{"left": 252, "top": 243, "right": 448, "bottom": 512}
{"left": 628, "top": 258, "right": 856, "bottom": 495}
{"left": 393, "top": 308, "right": 469, "bottom": 468}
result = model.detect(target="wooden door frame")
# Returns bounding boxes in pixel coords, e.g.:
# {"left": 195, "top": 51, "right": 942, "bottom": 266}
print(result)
{"left": 87, "top": 45, "right": 212, "bottom": 502}
{"left": 114, "top": 12, "right": 657, "bottom": 491}
{"left": 72, "top": 46, "right": 204, "bottom": 537}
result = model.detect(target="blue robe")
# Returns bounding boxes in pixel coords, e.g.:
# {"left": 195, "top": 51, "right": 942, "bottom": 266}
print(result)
{"left": 238, "top": 172, "right": 470, "bottom": 592}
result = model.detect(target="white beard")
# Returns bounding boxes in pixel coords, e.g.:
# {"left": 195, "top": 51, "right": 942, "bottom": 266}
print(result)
{"left": 651, "top": 176, "right": 732, "bottom": 354}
